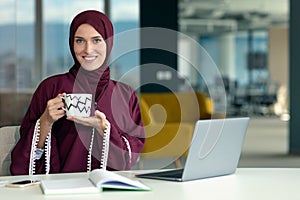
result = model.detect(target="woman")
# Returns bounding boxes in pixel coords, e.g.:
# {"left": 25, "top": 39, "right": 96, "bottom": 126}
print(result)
{"left": 10, "top": 10, "right": 145, "bottom": 175}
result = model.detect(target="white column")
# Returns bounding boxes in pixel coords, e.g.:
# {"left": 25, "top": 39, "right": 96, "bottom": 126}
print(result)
{"left": 218, "top": 33, "right": 235, "bottom": 81}
{"left": 178, "top": 34, "right": 199, "bottom": 89}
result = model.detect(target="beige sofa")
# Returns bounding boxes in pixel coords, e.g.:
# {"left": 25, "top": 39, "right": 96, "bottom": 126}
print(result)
{"left": 0, "top": 126, "right": 20, "bottom": 176}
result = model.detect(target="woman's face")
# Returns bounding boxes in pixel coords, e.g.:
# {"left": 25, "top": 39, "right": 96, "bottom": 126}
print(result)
{"left": 74, "top": 23, "right": 107, "bottom": 71}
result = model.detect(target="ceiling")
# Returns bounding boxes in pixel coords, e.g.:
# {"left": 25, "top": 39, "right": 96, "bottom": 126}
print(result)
{"left": 179, "top": 0, "right": 289, "bottom": 35}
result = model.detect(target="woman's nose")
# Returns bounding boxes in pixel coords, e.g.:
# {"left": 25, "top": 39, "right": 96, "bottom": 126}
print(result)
{"left": 84, "top": 42, "right": 93, "bottom": 53}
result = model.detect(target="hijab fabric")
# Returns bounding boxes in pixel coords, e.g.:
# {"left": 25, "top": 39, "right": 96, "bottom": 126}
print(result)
{"left": 68, "top": 10, "right": 114, "bottom": 103}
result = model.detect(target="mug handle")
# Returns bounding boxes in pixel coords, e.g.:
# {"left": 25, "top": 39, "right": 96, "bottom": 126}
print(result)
{"left": 60, "top": 94, "right": 67, "bottom": 111}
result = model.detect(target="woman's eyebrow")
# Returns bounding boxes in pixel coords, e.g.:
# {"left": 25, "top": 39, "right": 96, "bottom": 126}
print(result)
{"left": 74, "top": 35, "right": 103, "bottom": 39}
{"left": 91, "top": 36, "right": 103, "bottom": 39}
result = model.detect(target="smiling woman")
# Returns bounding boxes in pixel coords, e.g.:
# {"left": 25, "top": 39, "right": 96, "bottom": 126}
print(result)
{"left": 10, "top": 10, "right": 145, "bottom": 175}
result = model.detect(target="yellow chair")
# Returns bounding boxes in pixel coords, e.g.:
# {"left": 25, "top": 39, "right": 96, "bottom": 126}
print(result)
{"left": 138, "top": 92, "right": 214, "bottom": 169}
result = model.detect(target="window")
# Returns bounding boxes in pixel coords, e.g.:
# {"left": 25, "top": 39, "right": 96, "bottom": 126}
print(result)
{"left": 0, "top": 0, "right": 35, "bottom": 91}
{"left": 110, "top": 0, "right": 140, "bottom": 90}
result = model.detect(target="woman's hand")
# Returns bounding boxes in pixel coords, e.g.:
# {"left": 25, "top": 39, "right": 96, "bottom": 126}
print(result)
{"left": 38, "top": 93, "right": 66, "bottom": 148}
{"left": 67, "top": 110, "right": 108, "bottom": 137}
{"left": 40, "top": 93, "right": 66, "bottom": 126}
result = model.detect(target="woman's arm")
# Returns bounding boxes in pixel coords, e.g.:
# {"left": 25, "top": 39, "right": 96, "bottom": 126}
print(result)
{"left": 10, "top": 83, "right": 63, "bottom": 175}
{"left": 105, "top": 90, "right": 145, "bottom": 170}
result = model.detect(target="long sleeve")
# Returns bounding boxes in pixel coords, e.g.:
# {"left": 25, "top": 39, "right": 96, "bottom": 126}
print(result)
{"left": 10, "top": 79, "right": 61, "bottom": 175}
{"left": 10, "top": 120, "right": 37, "bottom": 175}
{"left": 97, "top": 82, "right": 145, "bottom": 171}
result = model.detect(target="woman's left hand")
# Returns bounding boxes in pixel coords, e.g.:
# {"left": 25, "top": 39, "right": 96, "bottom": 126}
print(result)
{"left": 67, "top": 110, "right": 108, "bottom": 137}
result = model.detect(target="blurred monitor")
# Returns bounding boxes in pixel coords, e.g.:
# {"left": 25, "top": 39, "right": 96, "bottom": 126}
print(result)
{"left": 247, "top": 52, "right": 267, "bottom": 70}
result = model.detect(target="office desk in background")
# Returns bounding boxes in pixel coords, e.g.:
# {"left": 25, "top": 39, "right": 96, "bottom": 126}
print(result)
{"left": 0, "top": 168, "right": 299, "bottom": 200}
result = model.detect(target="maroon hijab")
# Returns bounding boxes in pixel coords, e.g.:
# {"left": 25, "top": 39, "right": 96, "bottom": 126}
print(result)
{"left": 68, "top": 10, "right": 114, "bottom": 103}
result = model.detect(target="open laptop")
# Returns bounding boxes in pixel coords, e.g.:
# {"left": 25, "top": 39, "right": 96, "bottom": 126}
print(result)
{"left": 136, "top": 117, "right": 249, "bottom": 182}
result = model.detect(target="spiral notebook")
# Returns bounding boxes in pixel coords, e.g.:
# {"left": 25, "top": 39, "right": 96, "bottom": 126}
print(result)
{"left": 136, "top": 117, "right": 249, "bottom": 182}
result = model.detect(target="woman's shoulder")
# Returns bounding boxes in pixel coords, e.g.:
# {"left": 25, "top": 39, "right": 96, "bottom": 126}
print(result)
{"left": 35, "top": 72, "right": 73, "bottom": 93}
{"left": 38, "top": 72, "right": 71, "bottom": 86}
{"left": 42, "top": 72, "right": 70, "bottom": 82}
{"left": 109, "top": 80, "right": 136, "bottom": 93}
{"left": 107, "top": 80, "right": 139, "bottom": 105}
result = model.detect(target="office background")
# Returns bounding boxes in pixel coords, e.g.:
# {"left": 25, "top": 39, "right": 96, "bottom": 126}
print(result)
{"left": 0, "top": 0, "right": 299, "bottom": 168}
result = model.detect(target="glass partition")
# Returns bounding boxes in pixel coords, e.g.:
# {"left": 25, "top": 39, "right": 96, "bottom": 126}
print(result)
{"left": 0, "top": 0, "right": 35, "bottom": 91}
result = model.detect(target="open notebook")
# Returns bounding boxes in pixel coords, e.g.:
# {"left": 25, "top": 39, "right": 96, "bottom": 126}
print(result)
{"left": 136, "top": 117, "right": 249, "bottom": 182}
{"left": 40, "top": 169, "right": 150, "bottom": 195}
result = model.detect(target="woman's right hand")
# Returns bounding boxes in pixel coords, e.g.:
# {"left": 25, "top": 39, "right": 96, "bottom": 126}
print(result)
{"left": 40, "top": 93, "right": 66, "bottom": 125}
{"left": 37, "top": 93, "right": 66, "bottom": 148}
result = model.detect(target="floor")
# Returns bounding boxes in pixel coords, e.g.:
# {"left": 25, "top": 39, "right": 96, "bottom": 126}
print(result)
{"left": 238, "top": 116, "right": 300, "bottom": 168}
{"left": 134, "top": 116, "right": 300, "bottom": 169}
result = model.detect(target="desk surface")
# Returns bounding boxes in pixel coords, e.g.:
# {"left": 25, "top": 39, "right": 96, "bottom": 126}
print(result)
{"left": 0, "top": 168, "right": 299, "bottom": 200}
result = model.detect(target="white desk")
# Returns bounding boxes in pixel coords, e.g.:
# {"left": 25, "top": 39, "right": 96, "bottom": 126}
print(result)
{"left": 0, "top": 168, "right": 299, "bottom": 200}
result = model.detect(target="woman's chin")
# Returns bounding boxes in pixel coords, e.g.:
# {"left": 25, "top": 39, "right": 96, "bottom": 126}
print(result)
{"left": 80, "top": 64, "right": 99, "bottom": 71}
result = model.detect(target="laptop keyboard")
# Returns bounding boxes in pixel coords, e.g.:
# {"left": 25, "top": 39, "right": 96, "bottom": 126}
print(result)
{"left": 148, "top": 169, "right": 184, "bottom": 178}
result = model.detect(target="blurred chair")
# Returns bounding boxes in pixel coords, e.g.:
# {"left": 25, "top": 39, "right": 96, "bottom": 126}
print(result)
{"left": 0, "top": 126, "right": 20, "bottom": 176}
{"left": 138, "top": 92, "right": 215, "bottom": 169}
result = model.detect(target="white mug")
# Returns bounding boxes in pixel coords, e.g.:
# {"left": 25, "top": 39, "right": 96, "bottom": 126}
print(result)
{"left": 62, "top": 93, "right": 92, "bottom": 117}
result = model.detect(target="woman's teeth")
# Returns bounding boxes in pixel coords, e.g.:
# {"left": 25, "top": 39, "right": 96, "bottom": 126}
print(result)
{"left": 84, "top": 56, "right": 96, "bottom": 61}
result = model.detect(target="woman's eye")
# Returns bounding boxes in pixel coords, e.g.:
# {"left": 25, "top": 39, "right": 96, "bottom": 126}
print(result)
{"left": 93, "top": 38, "right": 103, "bottom": 43}
{"left": 75, "top": 39, "right": 85, "bottom": 44}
